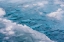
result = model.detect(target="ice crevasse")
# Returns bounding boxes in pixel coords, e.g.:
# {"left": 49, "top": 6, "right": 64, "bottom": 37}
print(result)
{"left": 0, "top": 8, "right": 55, "bottom": 42}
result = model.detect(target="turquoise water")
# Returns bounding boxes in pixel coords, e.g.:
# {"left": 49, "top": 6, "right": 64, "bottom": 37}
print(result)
{"left": 0, "top": 0, "right": 64, "bottom": 42}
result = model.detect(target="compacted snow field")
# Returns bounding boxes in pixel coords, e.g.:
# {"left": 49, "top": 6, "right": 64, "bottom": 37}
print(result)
{"left": 0, "top": 0, "right": 64, "bottom": 42}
